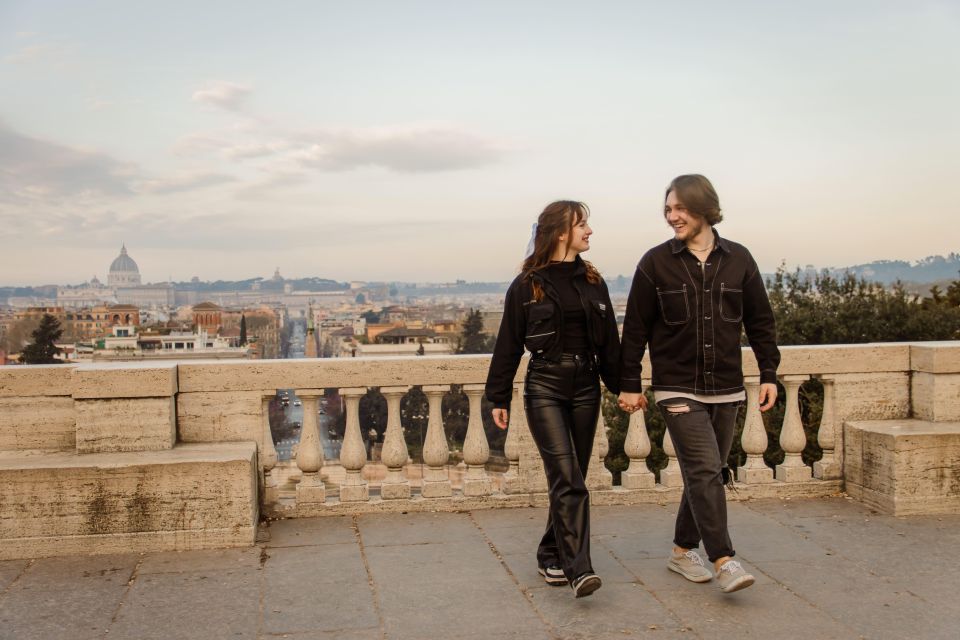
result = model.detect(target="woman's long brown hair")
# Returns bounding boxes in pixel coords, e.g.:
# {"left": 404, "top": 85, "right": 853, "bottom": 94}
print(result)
{"left": 521, "top": 200, "right": 601, "bottom": 301}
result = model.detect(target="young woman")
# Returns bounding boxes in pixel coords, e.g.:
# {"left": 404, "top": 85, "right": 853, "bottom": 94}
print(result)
{"left": 485, "top": 200, "right": 621, "bottom": 598}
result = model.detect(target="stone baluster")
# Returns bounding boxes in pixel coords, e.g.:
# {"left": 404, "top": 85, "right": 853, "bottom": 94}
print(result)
{"left": 380, "top": 386, "right": 411, "bottom": 499}
{"left": 586, "top": 405, "right": 613, "bottom": 490}
{"left": 260, "top": 393, "right": 280, "bottom": 504}
{"left": 813, "top": 376, "right": 840, "bottom": 479}
{"left": 621, "top": 407, "right": 655, "bottom": 489}
{"left": 338, "top": 387, "right": 369, "bottom": 502}
{"left": 737, "top": 376, "right": 773, "bottom": 484}
{"left": 502, "top": 384, "right": 522, "bottom": 493}
{"left": 461, "top": 384, "right": 493, "bottom": 496}
{"left": 421, "top": 385, "right": 452, "bottom": 498}
{"left": 776, "top": 375, "right": 813, "bottom": 482}
{"left": 295, "top": 390, "right": 325, "bottom": 505}
{"left": 659, "top": 428, "right": 684, "bottom": 487}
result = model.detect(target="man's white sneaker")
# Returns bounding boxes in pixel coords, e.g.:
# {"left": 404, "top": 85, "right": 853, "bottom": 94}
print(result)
{"left": 667, "top": 549, "right": 713, "bottom": 583}
{"left": 716, "top": 560, "right": 755, "bottom": 593}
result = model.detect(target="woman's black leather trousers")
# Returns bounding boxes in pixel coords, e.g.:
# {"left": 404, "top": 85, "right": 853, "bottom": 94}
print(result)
{"left": 523, "top": 353, "right": 600, "bottom": 580}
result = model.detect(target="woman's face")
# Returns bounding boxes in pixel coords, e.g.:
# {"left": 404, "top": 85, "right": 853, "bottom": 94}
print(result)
{"left": 560, "top": 214, "right": 592, "bottom": 255}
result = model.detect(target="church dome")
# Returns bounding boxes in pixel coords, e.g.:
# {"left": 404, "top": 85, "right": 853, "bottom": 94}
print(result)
{"left": 110, "top": 245, "right": 139, "bottom": 273}
{"left": 108, "top": 244, "right": 142, "bottom": 286}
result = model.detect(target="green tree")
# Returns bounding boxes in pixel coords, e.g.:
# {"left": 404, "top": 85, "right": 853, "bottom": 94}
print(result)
{"left": 766, "top": 265, "right": 960, "bottom": 344}
{"left": 457, "top": 309, "right": 494, "bottom": 354}
{"left": 239, "top": 314, "right": 247, "bottom": 346}
{"left": 20, "top": 314, "right": 65, "bottom": 364}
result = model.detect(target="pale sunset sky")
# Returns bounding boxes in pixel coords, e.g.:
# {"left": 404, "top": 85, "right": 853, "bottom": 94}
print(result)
{"left": 1, "top": 1, "right": 958, "bottom": 285}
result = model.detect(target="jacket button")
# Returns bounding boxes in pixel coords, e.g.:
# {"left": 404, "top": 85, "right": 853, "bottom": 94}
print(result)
{"left": 705, "top": 344, "right": 712, "bottom": 348}
{"left": 705, "top": 289, "right": 710, "bottom": 293}
{"left": 705, "top": 371, "right": 712, "bottom": 375}
{"left": 704, "top": 316, "right": 711, "bottom": 320}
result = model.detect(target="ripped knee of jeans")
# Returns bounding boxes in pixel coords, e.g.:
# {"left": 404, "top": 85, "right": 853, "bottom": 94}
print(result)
{"left": 664, "top": 403, "right": 691, "bottom": 414}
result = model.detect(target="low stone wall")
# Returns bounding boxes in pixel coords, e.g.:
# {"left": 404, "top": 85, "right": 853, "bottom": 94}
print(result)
{"left": 0, "top": 442, "right": 258, "bottom": 560}
{"left": 0, "top": 342, "right": 957, "bottom": 559}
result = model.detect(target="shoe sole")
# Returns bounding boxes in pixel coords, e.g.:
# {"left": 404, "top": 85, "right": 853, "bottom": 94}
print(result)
{"left": 573, "top": 575, "right": 602, "bottom": 598}
{"left": 720, "top": 574, "right": 755, "bottom": 593}
{"left": 537, "top": 568, "right": 568, "bottom": 586}
{"left": 667, "top": 561, "right": 713, "bottom": 583}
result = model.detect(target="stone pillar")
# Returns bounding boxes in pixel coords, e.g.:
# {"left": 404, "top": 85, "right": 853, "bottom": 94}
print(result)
{"left": 502, "top": 384, "right": 523, "bottom": 494}
{"left": 421, "top": 385, "right": 452, "bottom": 498}
{"left": 295, "top": 390, "right": 325, "bottom": 505}
{"left": 621, "top": 408, "right": 655, "bottom": 489}
{"left": 737, "top": 376, "right": 773, "bottom": 484}
{"left": 380, "top": 386, "right": 411, "bottom": 500}
{"left": 339, "top": 387, "right": 369, "bottom": 502}
{"left": 813, "top": 376, "right": 841, "bottom": 480}
{"left": 659, "top": 428, "right": 684, "bottom": 487}
{"left": 462, "top": 384, "right": 492, "bottom": 496}
{"left": 260, "top": 393, "right": 280, "bottom": 504}
{"left": 515, "top": 381, "right": 549, "bottom": 494}
{"left": 776, "top": 375, "right": 812, "bottom": 482}
{"left": 585, "top": 406, "right": 613, "bottom": 490}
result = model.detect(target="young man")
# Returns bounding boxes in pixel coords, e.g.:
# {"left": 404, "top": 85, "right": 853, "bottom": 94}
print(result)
{"left": 617, "top": 174, "right": 780, "bottom": 594}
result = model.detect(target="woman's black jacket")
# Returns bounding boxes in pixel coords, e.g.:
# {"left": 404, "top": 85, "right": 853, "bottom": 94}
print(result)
{"left": 485, "top": 257, "right": 621, "bottom": 410}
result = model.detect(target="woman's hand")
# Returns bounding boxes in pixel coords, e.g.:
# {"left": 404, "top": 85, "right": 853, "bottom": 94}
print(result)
{"left": 492, "top": 408, "right": 509, "bottom": 430}
{"left": 617, "top": 391, "right": 648, "bottom": 414}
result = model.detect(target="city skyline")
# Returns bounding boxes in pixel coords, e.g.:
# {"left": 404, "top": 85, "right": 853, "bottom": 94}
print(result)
{"left": 2, "top": 1, "right": 959, "bottom": 285}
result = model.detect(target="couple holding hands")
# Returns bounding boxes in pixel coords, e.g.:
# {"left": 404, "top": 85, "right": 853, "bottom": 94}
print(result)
{"left": 485, "top": 174, "right": 781, "bottom": 598}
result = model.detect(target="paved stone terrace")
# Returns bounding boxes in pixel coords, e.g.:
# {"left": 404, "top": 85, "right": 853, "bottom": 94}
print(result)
{"left": 1, "top": 497, "right": 957, "bottom": 640}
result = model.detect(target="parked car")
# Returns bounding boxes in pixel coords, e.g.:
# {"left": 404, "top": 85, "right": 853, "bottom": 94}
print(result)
{"left": 293, "top": 400, "right": 301, "bottom": 407}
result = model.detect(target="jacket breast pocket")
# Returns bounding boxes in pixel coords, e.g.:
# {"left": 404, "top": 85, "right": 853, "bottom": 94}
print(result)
{"left": 524, "top": 302, "right": 556, "bottom": 354}
{"left": 589, "top": 299, "right": 609, "bottom": 347}
{"left": 657, "top": 286, "right": 689, "bottom": 325}
{"left": 720, "top": 283, "right": 743, "bottom": 322}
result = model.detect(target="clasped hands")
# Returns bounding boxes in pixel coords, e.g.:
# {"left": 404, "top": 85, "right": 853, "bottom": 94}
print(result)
{"left": 617, "top": 392, "right": 648, "bottom": 414}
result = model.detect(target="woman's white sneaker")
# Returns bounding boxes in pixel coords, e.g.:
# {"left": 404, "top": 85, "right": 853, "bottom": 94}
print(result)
{"left": 716, "top": 560, "right": 755, "bottom": 593}
{"left": 571, "top": 572, "right": 602, "bottom": 598}
{"left": 537, "top": 564, "right": 568, "bottom": 586}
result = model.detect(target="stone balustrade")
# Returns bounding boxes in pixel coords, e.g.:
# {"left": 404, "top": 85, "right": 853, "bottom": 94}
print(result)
{"left": 2, "top": 342, "right": 958, "bottom": 559}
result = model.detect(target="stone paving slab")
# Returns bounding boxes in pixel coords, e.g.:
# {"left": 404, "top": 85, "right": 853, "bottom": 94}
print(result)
{"left": 1, "top": 497, "right": 958, "bottom": 640}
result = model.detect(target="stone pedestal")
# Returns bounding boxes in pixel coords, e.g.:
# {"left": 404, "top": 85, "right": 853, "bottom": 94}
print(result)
{"left": 845, "top": 419, "right": 960, "bottom": 515}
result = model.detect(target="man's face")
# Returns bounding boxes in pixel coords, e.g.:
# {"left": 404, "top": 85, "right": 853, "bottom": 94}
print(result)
{"left": 664, "top": 190, "right": 705, "bottom": 242}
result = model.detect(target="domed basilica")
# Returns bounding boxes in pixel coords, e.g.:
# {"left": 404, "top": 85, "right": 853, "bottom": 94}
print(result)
{"left": 107, "top": 244, "right": 142, "bottom": 287}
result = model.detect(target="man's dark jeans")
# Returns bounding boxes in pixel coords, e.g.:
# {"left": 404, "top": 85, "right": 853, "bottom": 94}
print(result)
{"left": 658, "top": 398, "right": 741, "bottom": 562}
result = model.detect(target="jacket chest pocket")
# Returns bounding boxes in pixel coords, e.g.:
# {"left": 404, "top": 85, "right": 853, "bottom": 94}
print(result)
{"left": 524, "top": 302, "right": 556, "bottom": 354}
{"left": 657, "top": 285, "right": 690, "bottom": 325}
{"left": 720, "top": 283, "right": 743, "bottom": 322}
{"left": 589, "top": 299, "right": 609, "bottom": 347}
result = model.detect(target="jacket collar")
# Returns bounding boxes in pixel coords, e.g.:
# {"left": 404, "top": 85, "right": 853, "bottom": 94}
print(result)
{"left": 529, "top": 254, "right": 588, "bottom": 284}
{"left": 669, "top": 228, "right": 731, "bottom": 255}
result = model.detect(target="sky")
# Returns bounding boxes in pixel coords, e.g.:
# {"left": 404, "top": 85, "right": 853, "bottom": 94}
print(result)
{"left": 1, "top": 1, "right": 958, "bottom": 286}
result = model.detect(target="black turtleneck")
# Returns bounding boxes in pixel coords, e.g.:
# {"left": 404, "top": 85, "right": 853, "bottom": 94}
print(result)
{"left": 547, "top": 260, "right": 589, "bottom": 354}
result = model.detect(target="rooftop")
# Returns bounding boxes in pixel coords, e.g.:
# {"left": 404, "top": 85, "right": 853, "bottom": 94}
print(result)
{"left": 1, "top": 498, "right": 956, "bottom": 639}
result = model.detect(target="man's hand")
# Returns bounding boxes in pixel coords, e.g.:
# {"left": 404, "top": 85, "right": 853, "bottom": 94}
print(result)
{"left": 492, "top": 408, "right": 509, "bottom": 430}
{"left": 758, "top": 383, "right": 778, "bottom": 411}
{"left": 617, "top": 391, "right": 648, "bottom": 414}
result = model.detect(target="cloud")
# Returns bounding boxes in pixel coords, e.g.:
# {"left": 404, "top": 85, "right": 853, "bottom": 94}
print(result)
{"left": 0, "top": 121, "right": 137, "bottom": 201}
{"left": 234, "top": 169, "right": 310, "bottom": 199}
{"left": 171, "top": 132, "right": 232, "bottom": 156}
{"left": 191, "top": 81, "right": 252, "bottom": 111}
{"left": 291, "top": 124, "right": 508, "bottom": 172}
{"left": 224, "top": 142, "right": 290, "bottom": 160}
{"left": 139, "top": 172, "right": 237, "bottom": 194}
{"left": 2, "top": 43, "right": 60, "bottom": 64}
